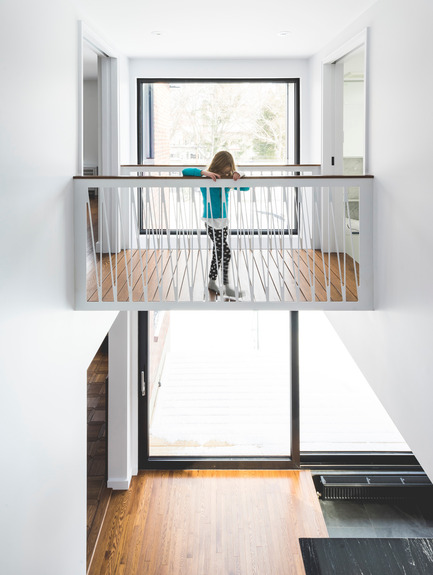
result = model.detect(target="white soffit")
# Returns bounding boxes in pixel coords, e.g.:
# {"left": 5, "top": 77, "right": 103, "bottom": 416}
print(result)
{"left": 78, "top": 0, "right": 378, "bottom": 59}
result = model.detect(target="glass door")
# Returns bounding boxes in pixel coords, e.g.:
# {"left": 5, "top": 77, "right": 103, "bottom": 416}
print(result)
{"left": 299, "top": 312, "right": 410, "bottom": 453}
{"left": 138, "top": 311, "right": 299, "bottom": 468}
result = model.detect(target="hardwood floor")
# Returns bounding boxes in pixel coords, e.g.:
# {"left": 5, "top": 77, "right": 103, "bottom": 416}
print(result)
{"left": 86, "top": 196, "right": 359, "bottom": 304}
{"left": 89, "top": 470, "right": 328, "bottom": 575}
{"left": 86, "top": 248, "right": 359, "bottom": 304}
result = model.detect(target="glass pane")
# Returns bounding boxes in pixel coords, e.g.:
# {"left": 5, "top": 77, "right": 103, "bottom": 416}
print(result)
{"left": 300, "top": 312, "right": 410, "bottom": 452}
{"left": 141, "top": 81, "right": 292, "bottom": 164}
{"left": 148, "top": 311, "right": 292, "bottom": 457}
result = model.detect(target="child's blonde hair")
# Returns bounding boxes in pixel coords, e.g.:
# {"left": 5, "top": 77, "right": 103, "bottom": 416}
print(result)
{"left": 207, "top": 151, "right": 236, "bottom": 177}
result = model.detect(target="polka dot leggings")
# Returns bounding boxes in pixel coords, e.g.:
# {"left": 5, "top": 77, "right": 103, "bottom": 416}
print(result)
{"left": 206, "top": 225, "right": 231, "bottom": 284}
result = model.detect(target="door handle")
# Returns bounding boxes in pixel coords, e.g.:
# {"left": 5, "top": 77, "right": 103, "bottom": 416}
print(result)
{"left": 141, "top": 370, "right": 146, "bottom": 396}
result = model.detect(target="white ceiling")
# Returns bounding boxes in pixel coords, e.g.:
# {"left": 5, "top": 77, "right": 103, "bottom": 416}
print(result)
{"left": 80, "top": 0, "right": 378, "bottom": 60}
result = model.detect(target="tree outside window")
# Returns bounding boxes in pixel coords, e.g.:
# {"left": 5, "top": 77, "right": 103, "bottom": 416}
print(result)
{"left": 144, "top": 81, "right": 293, "bottom": 164}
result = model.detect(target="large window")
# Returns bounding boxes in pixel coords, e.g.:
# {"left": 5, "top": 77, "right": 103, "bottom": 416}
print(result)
{"left": 138, "top": 310, "right": 298, "bottom": 468}
{"left": 146, "top": 311, "right": 292, "bottom": 458}
{"left": 138, "top": 311, "right": 414, "bottom": 470}
{"left": 137, "top": 79, "right": 300, "bottom": 236}
{"left": 299, "top": 312, "right": 410, "bottom": 453}
{"left": 137, "top": 79, "right": 300, "bottom": 164}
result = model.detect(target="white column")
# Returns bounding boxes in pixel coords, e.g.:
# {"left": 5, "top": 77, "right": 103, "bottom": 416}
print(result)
{"left": 108, "top": 311, "right": 138, "bottom": 489}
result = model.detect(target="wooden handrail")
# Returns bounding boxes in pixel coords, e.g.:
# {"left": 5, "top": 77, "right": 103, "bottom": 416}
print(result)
{"left": 74, "top": 174, "right": 374, "bottom": 180}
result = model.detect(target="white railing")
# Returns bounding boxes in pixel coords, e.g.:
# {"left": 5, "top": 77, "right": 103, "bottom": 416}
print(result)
{"left": 120, "top": 164, "right": 322, "bottom": 176}
{"left": 74, "top": 174, "right": 373, "bottom": 310}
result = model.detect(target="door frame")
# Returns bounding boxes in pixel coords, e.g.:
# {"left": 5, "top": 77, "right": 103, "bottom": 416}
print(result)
{"left": 78, "top": 22, "right": 121, "bottom": 253}
{"left": 321, "top": 28, "right": 369, "bottom": 175}
{"left": 78, "top": 21, "right": 120, "bottom": 177}
{"left": 138, "top": 311, "right": 300, "bottom": 469}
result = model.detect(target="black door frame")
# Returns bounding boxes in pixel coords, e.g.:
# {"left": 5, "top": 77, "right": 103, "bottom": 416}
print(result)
{"left": 138, "top": 311, "right": 300, "bottom": 470}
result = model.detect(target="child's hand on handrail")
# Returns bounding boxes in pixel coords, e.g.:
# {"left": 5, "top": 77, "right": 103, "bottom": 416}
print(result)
{"left": 201, "top": 170, "right": 220, "bottom": 181}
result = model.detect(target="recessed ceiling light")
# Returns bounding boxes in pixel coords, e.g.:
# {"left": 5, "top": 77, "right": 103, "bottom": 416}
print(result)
{"left": 278, "top": 30, "right": 291, "bottom": 36}
{"left": 151, "top": 31, "right": 163, "bottom": 36}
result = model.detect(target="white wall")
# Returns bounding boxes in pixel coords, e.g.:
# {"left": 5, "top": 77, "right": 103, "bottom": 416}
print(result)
{"left": 310, "top": 0, "right": 433, "bottom": 478}
{"left": 128, "top": 58, "right": 312, "bottom": 164}
{"left": 0, "top": 1, "right": 124, "bottom": 574}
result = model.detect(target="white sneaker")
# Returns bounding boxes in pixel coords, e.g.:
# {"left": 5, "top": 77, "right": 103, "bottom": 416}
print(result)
{"left": 208, "top": 279, "right": 220, "bottom": 294}
{"left": 224, "top": 284, "right": 245, "bottom": 299}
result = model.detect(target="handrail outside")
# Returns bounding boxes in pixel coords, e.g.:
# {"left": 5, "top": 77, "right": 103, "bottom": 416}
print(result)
{"left": 119, "top": 164, "right": 323, "bottom": 176}
{"left": 121, "top": 163, "right": 321, "bottom": 166}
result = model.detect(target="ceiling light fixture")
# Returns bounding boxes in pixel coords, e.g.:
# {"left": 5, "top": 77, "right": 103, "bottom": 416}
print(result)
{"left": 151, "top": 31, "right": 163, "bottom": 36}
{"left": 278, "top": 31, "right": 291, "bottom": 36}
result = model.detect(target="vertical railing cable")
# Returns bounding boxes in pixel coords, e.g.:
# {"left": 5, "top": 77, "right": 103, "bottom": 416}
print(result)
{"left": 130, "top": 187, "right": 147, "bottom": 302}
{"left": 86, "top": 193, "right": 100, "bottom": 301}
{"left": 147, "top": 187, "right": 163, "bottom": 302}
{"left": 284, "top": 185, "right": 299, "bottom": 302}
{"left": 345, "top": 186, "right": 360, "bottom": 293}
{"left": 236, "top": 184, "right": 251, "bottom": 300}
{"left": 191, "top": 186, "right": 207, "bottom": 302}
{"left": 293, "top": 189, "right": 303, "bottom": 301}
{"left": 115, "top": 188, "right": 132, "bottom": 301}
{"left": 301, "top": 186, "right": 315, "bottom": 301}
{"left": 100, "top": 188, "right": 116, "bottom": 302}
{"left": 161, "top": 187, "right": 176, "bottom": 302}
{"left": 254, "top": 186, "right": 267, "bottom": 301}
{"left": 314, "top": 193, "right": 330, "bottom": 302}
{"left": 329, "top": 188, "right": 345, "bottom": 301}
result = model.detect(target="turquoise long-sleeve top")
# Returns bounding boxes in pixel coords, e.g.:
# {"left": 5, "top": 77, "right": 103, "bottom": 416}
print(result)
{"left": 182, "top": 167, "right": 249, "bottom": 219}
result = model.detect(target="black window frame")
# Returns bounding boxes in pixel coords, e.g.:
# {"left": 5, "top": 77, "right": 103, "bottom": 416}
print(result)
{"left": 138, "top": 309, "right": 417, "bottom": 471}
{"left": 138, "top": 310, "right": 300, "bottom": 470}
{"left": 137, "top": 78, "right": 301, "bottom": 237}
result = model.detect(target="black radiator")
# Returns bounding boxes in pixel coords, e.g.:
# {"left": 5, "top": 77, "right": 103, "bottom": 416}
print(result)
{"left": 315, "top": 474, "right": 433, "bottom": 501}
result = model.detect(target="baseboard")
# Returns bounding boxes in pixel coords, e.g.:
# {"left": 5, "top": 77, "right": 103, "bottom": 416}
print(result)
{"left": 107, "top": 476, "right": 131, "bottom": 490}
